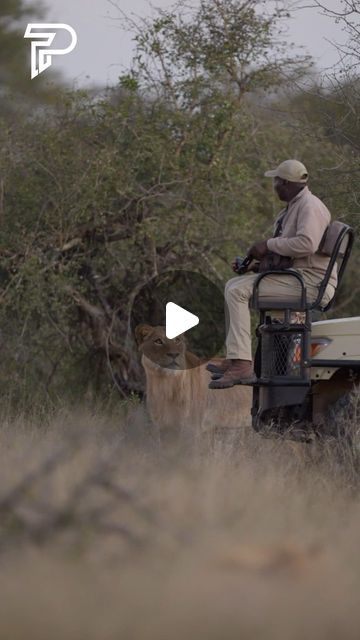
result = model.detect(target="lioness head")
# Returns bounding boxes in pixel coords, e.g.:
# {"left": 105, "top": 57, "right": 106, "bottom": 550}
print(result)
{"left": 135, "top": 324, "right": 187, "bottom": 370}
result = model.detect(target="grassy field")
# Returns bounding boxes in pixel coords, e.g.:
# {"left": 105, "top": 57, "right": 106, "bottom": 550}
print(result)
{"left": 0, "top": 402, "right": 360, "bottom": 640}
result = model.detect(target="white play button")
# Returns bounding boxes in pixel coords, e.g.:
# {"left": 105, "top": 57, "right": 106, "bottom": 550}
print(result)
{"left": 131, "top": 270, "right": 225, "bottom": 369}
{"left": 166, "top": 302, "right": 199, "bottom": 339}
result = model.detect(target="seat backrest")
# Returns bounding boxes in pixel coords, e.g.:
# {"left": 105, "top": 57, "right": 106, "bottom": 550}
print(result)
{"left": 311, "top": 221, "right": 355, "bottom": 312}
{"left": 319, "top": 220, "right": 350, "bottom": 257}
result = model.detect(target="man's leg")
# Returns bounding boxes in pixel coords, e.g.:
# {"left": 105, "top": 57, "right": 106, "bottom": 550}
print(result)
{"left": 225, "top": 274, "right": 258, "bottom": 360}
{"left": 209, "top": 274, "right": 258, "bottom": 389}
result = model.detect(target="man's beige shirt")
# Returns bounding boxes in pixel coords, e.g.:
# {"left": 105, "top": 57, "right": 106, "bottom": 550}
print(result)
{"left": 266, "top": 186, "right": 337, "bottom": 287}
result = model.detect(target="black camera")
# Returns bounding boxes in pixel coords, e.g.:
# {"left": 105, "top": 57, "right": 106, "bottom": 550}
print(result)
{"left": 234, "top": 255, "right": 253, "bottom": 274}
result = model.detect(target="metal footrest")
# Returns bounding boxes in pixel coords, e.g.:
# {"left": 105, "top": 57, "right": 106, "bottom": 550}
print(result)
{"left": 251, "top": 377, "right": 311, "bottom": 388}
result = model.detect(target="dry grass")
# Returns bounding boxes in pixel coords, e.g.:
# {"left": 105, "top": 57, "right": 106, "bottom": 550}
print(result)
{"left": 0, "top": 403, "right": 360, "bottom": 639}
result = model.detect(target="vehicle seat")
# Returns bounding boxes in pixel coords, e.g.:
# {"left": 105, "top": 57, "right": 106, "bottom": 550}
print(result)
{"left": 251, "top": 221, "right": 355, "bottom": 314}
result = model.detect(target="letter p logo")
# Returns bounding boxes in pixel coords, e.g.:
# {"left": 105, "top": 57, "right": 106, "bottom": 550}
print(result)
{"left": 24, "top": 23, "right": 77, "bottom": 79}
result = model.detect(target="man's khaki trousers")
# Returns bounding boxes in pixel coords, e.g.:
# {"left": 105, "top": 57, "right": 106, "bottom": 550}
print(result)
{"left": 225, "top": 270, "right": 335, "bottom": 360}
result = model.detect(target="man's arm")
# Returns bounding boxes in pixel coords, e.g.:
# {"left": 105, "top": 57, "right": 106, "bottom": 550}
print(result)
{"left": 266, "top": 203, "right": 330, "bottom": 258}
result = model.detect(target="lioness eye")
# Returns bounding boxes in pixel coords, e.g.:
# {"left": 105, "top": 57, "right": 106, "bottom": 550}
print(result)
{"left": 154, "top": 338, "right": 164, "bottom": 345}
{"left": 174, "top": 337, "right": 182, "bottom": 344}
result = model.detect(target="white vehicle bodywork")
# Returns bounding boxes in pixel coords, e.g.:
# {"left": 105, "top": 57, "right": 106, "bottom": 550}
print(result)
{"left": 311, "top": 317, "right": 360, "bottom": 380}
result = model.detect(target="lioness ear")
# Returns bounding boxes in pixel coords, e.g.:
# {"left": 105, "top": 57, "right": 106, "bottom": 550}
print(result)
{"left": 135, "top": 324, "right": 153, "bottom": 344}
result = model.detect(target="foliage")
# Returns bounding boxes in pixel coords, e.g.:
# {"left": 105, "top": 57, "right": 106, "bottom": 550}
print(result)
{"left": 0, "top": 0, "right": 358, "bottom": 405}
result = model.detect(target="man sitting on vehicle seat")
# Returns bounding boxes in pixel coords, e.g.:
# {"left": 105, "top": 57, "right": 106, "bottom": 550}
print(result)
{"left": 209, "top": 159, "right": 337, "bottom": 390}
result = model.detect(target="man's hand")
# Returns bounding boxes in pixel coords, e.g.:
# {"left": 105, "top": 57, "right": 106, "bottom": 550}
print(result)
{"left": 248, "top": 240, "right": 268, "bottom": 260}
{"left": 232, "top": 256, "right": 259, "bottom": 274}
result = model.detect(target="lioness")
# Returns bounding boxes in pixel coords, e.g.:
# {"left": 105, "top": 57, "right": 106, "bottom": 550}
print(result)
{"left": 135, "top": 324, "right": 252, "bottom": 436}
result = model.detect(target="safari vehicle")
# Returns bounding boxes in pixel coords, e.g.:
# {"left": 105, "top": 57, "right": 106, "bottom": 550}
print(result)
{"left": 244, "top": 221, "right": 359, "bottom": 443}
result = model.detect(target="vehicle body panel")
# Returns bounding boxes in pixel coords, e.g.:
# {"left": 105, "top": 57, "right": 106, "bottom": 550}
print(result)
{"left": 311, "top": 317, "right": 360, "bottom": 379}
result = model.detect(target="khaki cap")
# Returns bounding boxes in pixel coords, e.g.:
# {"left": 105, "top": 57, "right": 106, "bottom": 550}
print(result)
{"left": 264, "top": 159, "right": 308, "bottom": 183}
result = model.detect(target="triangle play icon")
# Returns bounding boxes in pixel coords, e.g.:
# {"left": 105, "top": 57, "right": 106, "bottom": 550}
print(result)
{"left": 166, "top": 302, "right": 199, "bottom": 339}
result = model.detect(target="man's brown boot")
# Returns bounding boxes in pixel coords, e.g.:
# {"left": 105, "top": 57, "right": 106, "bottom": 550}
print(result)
{"left": 208, "top": 359, "right": 256, "bottom": 389}
{"left": 206, "top": 358, "right": 232, "bottom": 375}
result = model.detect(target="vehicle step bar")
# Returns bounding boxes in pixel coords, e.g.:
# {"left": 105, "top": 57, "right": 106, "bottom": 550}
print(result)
{"left": 245, "top": 378, "right": 311, "bottom": 388}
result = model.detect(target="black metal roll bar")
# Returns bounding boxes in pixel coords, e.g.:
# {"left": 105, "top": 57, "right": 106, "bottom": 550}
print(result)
{"left": 309, "top": 224, "right": 354, "bottom": 312}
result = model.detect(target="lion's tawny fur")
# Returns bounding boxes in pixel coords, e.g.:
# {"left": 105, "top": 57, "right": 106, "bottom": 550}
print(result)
{"left": 136, "top": 325, "right": 252, "bottom": 434}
